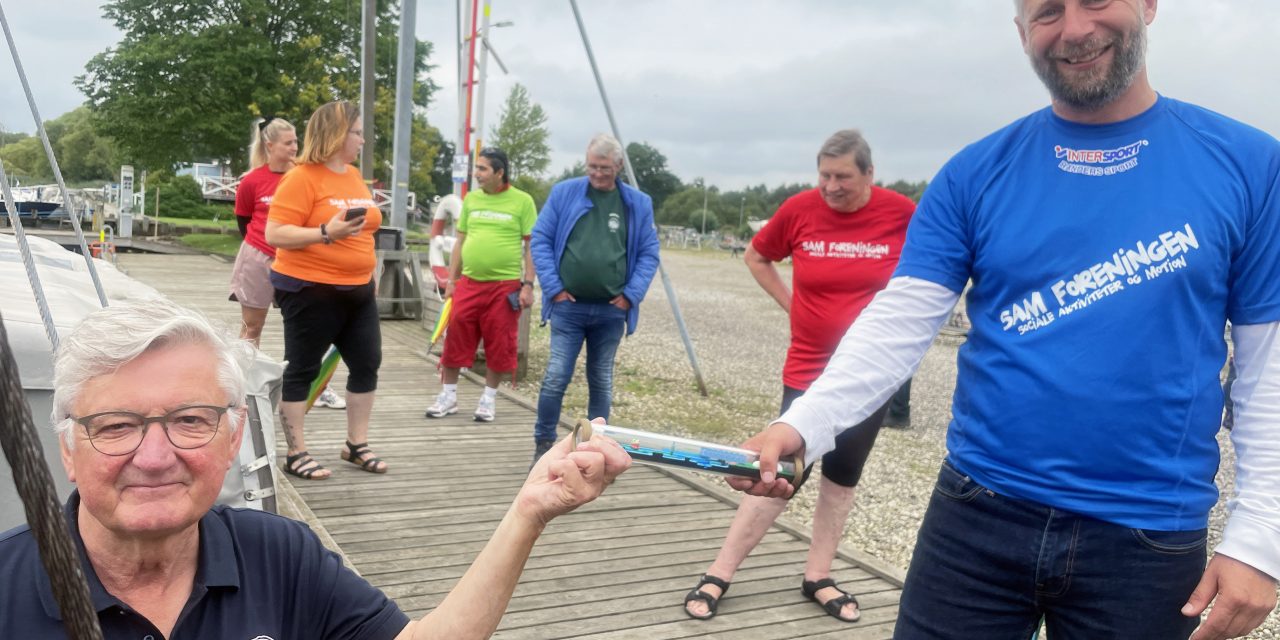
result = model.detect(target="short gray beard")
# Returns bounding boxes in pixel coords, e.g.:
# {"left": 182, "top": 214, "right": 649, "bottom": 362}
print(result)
{"left": 1030, "top": 21, "right": 1147, "bottom": 112}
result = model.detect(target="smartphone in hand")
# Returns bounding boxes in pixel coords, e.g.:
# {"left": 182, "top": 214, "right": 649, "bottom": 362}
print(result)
{"left": 507, "top": 290, "right": 521, "bottom": 311}
{"left": 344, "top": 207, "right": 367, "bottom": 222}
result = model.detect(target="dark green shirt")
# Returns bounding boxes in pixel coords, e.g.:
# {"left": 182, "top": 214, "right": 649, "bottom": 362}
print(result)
{"left": 559, "top": 186, "right": 628, "bottom": 301}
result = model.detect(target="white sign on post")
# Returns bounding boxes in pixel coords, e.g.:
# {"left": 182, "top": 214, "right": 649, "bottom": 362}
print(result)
{"left": 118, "top": 165, "right": 134, "bottom": 238}
{"left": 451, "top": 154, "right": 469, "bottom": 184}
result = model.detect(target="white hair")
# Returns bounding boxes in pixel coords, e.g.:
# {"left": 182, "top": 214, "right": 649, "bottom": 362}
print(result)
{"left": 52, "top": 298, "right": 254, "bottom": 447}
{"left": 585, "top": 133, "right": 624, "bottom": 166}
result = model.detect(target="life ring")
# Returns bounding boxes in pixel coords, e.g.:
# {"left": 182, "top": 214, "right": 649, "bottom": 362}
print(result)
{"left": 428, "top": 195, "right": 461, "bottom": 291}
{"left": 88, "top": 241, "right": 116, "bottom": 259}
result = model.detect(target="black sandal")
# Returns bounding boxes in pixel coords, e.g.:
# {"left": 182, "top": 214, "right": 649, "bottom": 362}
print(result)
{"left": 801, "top": 578, "right": 860, "bottom": 623}
{"left": 683, "top": 574, "right": 731, "bottom": 620}
{"left": 284, "top": 451, "right": 330, "bottom": 480}
{"left": 340, "top": 441, "right": 388, "bottom": 474}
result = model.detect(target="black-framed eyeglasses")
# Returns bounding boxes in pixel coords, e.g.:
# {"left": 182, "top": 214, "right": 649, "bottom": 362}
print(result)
{"left": 72, "top": 404, "right": 233, "bottom": 456}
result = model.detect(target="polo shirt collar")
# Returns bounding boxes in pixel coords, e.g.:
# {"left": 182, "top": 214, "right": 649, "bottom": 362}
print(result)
{"left": 36, "top": 491, "right": 241, "bottom": 621}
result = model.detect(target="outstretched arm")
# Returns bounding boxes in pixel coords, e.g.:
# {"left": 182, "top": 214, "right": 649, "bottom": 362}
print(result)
{"left": 396, "top": 431, "right": 631, "bottom": 640}
{"left": 728, "top": 276, "right": 958, "bottom": 497}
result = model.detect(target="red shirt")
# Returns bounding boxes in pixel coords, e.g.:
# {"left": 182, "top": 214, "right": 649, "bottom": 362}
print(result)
{"left": 234, "top": 165, "right": 286, "bottom": 257}
{"left": 752, "top": 187, "right": 915, "bottom": 389}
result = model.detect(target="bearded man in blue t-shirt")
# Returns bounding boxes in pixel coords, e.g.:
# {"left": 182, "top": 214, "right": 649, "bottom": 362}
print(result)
{"left": 730, "top": 2, "right": 1280, "bottom": 639}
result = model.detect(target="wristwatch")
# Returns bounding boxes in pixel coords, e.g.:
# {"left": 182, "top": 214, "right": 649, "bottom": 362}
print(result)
{"left": 319, "top": 224, "right": 333, "bottom": 245}
{"left": 520, "top": 280, "right": 534, "bottom": 288}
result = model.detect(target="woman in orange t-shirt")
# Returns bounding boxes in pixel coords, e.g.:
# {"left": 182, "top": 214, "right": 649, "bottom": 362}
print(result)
{"left": 265, "top": 100, "right": 386, "bottom": 480}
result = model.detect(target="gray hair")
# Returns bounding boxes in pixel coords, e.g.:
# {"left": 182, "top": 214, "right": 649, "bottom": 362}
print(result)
{"left": 817, "top": 129, "right": 873, "bottom": 174}
{"left": 585, "top": 133, "right": 624, "bottom": 166}
{"left": 52, "top": 299, "right": 253, "bottom": 447}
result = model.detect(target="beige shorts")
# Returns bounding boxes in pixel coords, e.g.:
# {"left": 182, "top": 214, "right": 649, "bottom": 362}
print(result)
{"left": 228, "top": 242, "right": 275, "bottom": 309}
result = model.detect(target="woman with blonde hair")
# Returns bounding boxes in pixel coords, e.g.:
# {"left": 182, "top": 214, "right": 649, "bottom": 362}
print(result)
{"left": 230, "top": 116, "right": 345, "bottom": 409}
{"left": 266, "top": 100, "right": 385, "bottom": 479}
{"left": 230, "top": 116, "right": 295, "bottom": 344}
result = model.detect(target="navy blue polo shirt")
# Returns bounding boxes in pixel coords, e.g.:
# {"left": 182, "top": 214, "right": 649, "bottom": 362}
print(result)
{"left": 0, "top": 492, "right": 408, "bottom": 639}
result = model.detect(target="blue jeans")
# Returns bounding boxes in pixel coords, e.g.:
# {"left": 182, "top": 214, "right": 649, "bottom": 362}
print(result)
{"left": 534, "top": 300, "right": 627, "bottom": 443}
{"left": 896, "top": 460, "right": 1206, "bottom": 639}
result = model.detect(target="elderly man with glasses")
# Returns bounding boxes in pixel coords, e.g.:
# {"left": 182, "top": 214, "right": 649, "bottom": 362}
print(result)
{"left": 529, "top": 133, "right": 661, "bottom": 468}
{"left": 0, "top": 299, "right": 629, "bottom": 639}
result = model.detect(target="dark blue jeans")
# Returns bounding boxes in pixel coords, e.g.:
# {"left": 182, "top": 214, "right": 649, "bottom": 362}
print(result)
{"left": 533, "top": 300, "right": 627, "bottom": 443}
{"left": 896, "top": 460, "right": 1207, "bottom": 639}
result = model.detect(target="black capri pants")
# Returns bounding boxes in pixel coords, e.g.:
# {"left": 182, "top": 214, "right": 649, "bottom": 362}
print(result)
{"left": 785, "top": 384, "right": 890, "bottom": 489}
{"left": 275, "top": 279, "right": 382, "bottom": 402}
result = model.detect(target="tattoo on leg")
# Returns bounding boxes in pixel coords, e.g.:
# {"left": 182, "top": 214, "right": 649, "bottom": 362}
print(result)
{"left": 280, "top": 413, "right": 301, "bottom": 451}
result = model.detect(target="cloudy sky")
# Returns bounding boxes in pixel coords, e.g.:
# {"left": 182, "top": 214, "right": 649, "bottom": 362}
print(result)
{"left": 2, "top": 1, "right": 1278, "bottom": 189}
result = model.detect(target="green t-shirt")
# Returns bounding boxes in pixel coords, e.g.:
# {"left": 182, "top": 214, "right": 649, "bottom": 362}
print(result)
{"left": 457, "top": 185, "right": 537, "bottom": 281}
{"left": 559, "top": 186, "right": 627, "bottom": 301}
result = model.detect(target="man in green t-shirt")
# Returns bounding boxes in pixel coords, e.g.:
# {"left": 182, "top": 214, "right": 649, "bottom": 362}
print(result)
{"left": 425, "top": 147, "right": 537, "bottom": 422}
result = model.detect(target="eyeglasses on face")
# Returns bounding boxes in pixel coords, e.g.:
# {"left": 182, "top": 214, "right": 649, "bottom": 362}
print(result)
{"left": 586, "top": 163, "right": 617, "bottom": 175}
{"left": 73, "top": 404, "right": 233, "bottom": 456}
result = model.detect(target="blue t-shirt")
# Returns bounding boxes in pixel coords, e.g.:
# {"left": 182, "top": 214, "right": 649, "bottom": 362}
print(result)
{"left": 0, "top": 493, "right": 409, "bottom": 639}
{"left": 896, "top": 96, "right": 1280, "bottom": 530}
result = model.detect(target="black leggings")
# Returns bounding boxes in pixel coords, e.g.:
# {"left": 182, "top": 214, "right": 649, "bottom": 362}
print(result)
{"left": 785, "top": 384, "right": 890, "bottom": 488}
{"left": 275, "top": 280, "right": 382, "bottom": 401}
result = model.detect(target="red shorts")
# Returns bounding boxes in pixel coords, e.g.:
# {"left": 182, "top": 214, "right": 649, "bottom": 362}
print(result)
{"left": 441, "top": 276, "right": 521, "bottom": 372}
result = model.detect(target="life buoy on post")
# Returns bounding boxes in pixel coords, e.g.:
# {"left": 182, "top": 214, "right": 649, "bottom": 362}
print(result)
{"left": 428, "top": 195, "right": 461, "bottom": 291}
{"left": 88, "top": 241, "right": 115, "bottom": 259}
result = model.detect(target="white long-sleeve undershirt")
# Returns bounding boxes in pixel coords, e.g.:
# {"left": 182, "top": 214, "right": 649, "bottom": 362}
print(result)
{"left": 1218, "top": 322, "right": 1280, "bottom": 580}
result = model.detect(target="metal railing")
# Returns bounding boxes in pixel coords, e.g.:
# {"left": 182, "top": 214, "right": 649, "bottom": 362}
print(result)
{"left": 200, "top": 176, "right": 237, "bottom": 202}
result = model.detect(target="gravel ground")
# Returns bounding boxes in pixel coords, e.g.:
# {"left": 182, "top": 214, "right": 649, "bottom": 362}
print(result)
{"left": 518, "top": 247, "right": 1277, "bottom": 637}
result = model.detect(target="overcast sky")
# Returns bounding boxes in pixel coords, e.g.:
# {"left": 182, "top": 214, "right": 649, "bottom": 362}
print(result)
{"left": 2, "top": 1, "right": 1278, "bottom": 189}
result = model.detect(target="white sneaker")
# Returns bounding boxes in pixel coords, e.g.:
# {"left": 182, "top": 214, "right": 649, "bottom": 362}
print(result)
{"left": 315, "top": 386, "right": 347, "bottom": 409}
{"left": 474, "top": 395, "right": 496, "bottom": 422}
{"left": 424, "top": 391, "right": 458, "bottom": 418}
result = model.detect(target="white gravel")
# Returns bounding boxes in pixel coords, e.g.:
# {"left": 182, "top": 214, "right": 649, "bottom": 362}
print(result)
{"left": 519, "top": 247, "right": 1278, "bottom": 637}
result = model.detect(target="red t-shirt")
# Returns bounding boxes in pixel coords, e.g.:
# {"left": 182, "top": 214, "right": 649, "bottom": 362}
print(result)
{"left": 752, "top": 186, "right": 915, "bottom": 390}
{"left": 234, "top": 165, "right": 286, "bottom": 257}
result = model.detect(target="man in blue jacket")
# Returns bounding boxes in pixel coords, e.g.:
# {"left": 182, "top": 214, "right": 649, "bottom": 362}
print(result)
{"left": 530, "top": 133, "right": 661, "bottom": 465}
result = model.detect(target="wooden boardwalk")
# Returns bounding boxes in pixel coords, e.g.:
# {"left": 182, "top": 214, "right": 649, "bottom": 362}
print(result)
{"left": 118, "top": 253, "right": 903, "bottom": 639}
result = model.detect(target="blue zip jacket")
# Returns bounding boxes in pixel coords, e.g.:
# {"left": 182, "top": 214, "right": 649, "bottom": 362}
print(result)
{"left": 531, "top": 176, "right": 661, "bottom": 335}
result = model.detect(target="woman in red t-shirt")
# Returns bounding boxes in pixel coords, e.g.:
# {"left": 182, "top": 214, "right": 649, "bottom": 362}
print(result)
{"left": 230, "top": 117, "right": 296, "bottom": 345}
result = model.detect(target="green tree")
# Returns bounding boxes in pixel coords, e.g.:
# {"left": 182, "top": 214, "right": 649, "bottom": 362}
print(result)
{"left": 766, "top": 182, "right": 812, "bottom": 215}
{"left": 77, "top": 0, "right": 440, "bottom": 189}
{"left": 552, "top": 161, "right": 585, "bottom": 183}
{"left": 0, "top": 136, "right": 48, "bottom": 182}
{"left": 0, "top": 107, "right": 121, "bottom": 184}
{"left": 658, "top": 183, "right": 725, "bottom": 230}
{"left": 625, "top": 141, "right": 682, "bottom": 212}
{"left": 880, "top": 179, "right": 929, "bottom": 203}
{"left": 487, "top": 84, "right": 550, "bottom": 180}
{"left": 408, "top": 116, "right": 447, "bottom": 202}
{"left": 511, "top": 175, "right": 551, "bottom": 210}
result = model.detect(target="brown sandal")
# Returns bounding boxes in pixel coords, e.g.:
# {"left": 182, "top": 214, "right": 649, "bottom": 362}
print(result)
{"left": 340, "top": 441, "right": 388, "bottom": 474}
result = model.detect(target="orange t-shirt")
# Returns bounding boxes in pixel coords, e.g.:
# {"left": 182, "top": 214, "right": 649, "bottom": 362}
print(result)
{"left": 267, "top": 163, "right": 382, "bottom": 286}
